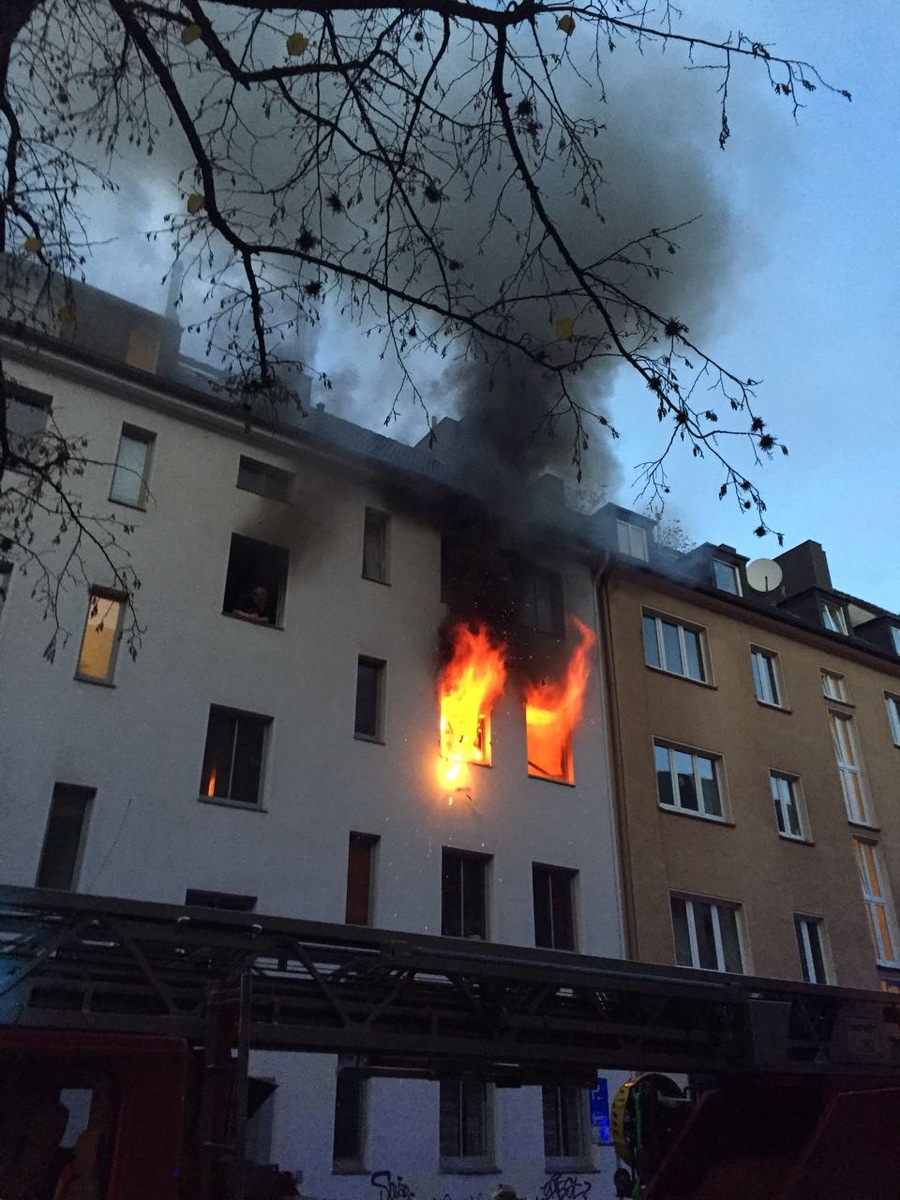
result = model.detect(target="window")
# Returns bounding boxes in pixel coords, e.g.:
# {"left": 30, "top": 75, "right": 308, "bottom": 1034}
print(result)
{"left": 671, "top": 895, "right": 744, "bottom": 973}
{"left": 439, "top": 1081, "right": 492, "bottom": 1169}
{"left": 822, "top": 670, "right": 848, "bottom": 702}
{"left": 333, "top": 1070, "right": 366, "bottom": 1168}
{"left": 518, "top": 566, "right": 564, "bottom": 636}
{"left": 642, "top": 613, "right": 706, "bottom": 682}
{"left": 794, "top": 916, "right": 829, "bottom": 984}
{"left": 362, "top": 508, "right": 390, "bottom": 583}
{"left": 109, "top": 425, "right": 154, "bottom": 507}
{"left": 770, "top": 772, "right": 804, "bottom": 840}
{"left": 854, "top": 840, "right": 900, "bottom": 967}
{"left": 441, "top": 848, "right": 489, "bottom": 939}
{"left": 750, "top": 647, "right": 781, "bottom": 706}
{"left": 886, "top": 695, "right": 900, "bottom": 746}
{"left": 713, "top": 559, "right": 741, "bottom": 595}
{"left": 891, "top": 627, "right": 900, "bottom": 656}
{"left": 236, "top": 455, "right": 293, "bottom": 502}
{"left": 223, "top": 534, "right": 288, "bottom": 625}
{"left": 617, "top": 519, "right": 648, "bottom": 561}
{"left": 532, "top": 865, "right": 576, "bottom": 950}
{"left": 184, "top": 889, "right": 257, "bottom": 911}
{"left": 345, "top": 833, "right": 378, "bottom": 925}
{"left": 354, "top": 657, "right": 385, "bottom": 741}
{"left": 6, "top": 385, "right": 51, "bottom": 455}
{"left": 35, "top": 785, "right": 95, "bottom": 890}
{"left": 829, "top": 711, "right": 872, "bottom": 825}
{"left": 654, "top": 742, "right": 723, "bottom": 819}
{"left": 75, "top": 589, "right": 125, "bottom": 684}
{"left": 0, "top": 561, "right": 11, "bottom": 622}
{"left": 526, "top": 719, "right": 572, "bottom": 784}
{"left": 821, "top": 601, "right": 848, "bottom": 635}
{"left": 542, "top": 1087, "right": 587, "bottom": 1166}
{"left": 199, "top": 706, "right": 270, "bottom": 806}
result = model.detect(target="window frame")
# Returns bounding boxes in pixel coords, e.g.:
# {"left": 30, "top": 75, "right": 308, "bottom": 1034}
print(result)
{"left": 794, "top": 915, "right": 830, "bottom": 984}
{"left": 821, "top": 670, "right": 849, "bottom": 703}
{"left": 750, "top": 646, "right": 783, "bottom": 707}
{"left": 854, "top": 839, "right": 900, "bottom": 968}
{"left": 236, "top": 455, "right": 294, "bottom": 503}
{"left": 517, "top": 564, "right": 565, "bottom": 637}
{"left": 109, "top": 424, "right": 155, "bottom": 509}
{"left": 75, "top": 588, "right": 127, "bottom": 685}
{"left": 361, "top": 508, "right": 391, "bottom": 584}
{"left": 654, "top": 740, "right": 724, "bottom": 821}
{"left": 821, "top": 601, "right": 848, "bottom": 635}
{"left": 828, "top": 710, "right": 873, "bottom": 826}
{"left": 616, "top": 519, "right": 648, "bottom": 562}
{"left": 35, "top": 784, "right": 95, "bottom": 891}
{"left": 884, "top": 694, "right": 900, "bottom": 747}
{"left": 713, "top": 559, "right": 742, "bottom": 595}
{"left": 642, "top": 611, "right": 707, "bottom": 683}
{"left": 5, "top": 384, "right": 52, "bottom": 458}
{"left": 199, "top": 705, "right": 272, "bottom": 808}
{"left": 542, "top": 1086, "right": 590, "bottom": 1170}
{"left": 354, "top": 656, "right": 386, "bottom": 742}
{"left": 441, "top": 848, "right": 490, "bottom": 940}
{"left": 891, "top": 627, "right": 900, "bottom": 656}
{"left": 769, "top": 771, "right": 805, "bottom": 841}
{"left": 670, "top": 894, "right": 745, "bottom": 974}
{"left": 439, "top": 1079, "right": 495, "bottom": 1172}
{"left": 532, "top": 864, "right": 577, "bottom": 951}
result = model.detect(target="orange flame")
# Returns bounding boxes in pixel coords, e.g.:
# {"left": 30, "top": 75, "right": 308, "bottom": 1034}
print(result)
{"left": 525, "top": 617, "right": 595, "bottom": 783}
{"left": 206, "top": 768, "right": 217, "bottom": 797}
{"left": 439, "top": 623, "right": 508, "bottom": 790}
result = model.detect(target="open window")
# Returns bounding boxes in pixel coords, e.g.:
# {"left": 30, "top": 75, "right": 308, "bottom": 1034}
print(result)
{"left": 222, "top": 534, "right": 288, "bottom": 625}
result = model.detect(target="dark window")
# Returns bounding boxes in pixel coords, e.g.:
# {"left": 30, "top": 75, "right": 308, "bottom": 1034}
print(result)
{"left": 333, "top": 1071, "right": 366, "bottom": 1166}
{"left": 0, "top": 562, "right": 12, "bottom": 622}
{"left": 362, "top": 509, "right": 390, "bottom": 583}
{"left": 345, "top": 833, "right": 378, "bottom": 925}
{"left": 223, "top": 534, "right": 288, "bottom": 625}
{"left": 236, "top": 456, "right": 293, "bottom": 502}
{"left": 184, "top": 889, "right": 257, "bottom": 911}
{"left": 532, "top": 865, "right": 576, "bottom": 950}
{"left": 200, "top": 706, "right": 270, "bottom": 806}
{"left": 109, "top": 425, "right": 155, "bottom": 507}
{"left": 542, "top": 1086, "right": 586, "bottom": 1161}
{"left": 245, "top": 1077, "right": 277, "bottom": 1166}
{"left": 518, "top": 566, "right": 564, "bottom": 636}
{"left": 439, "top": 1080, "right": 490, "bottom": 1162}
{"left": 441, "top": 848, "right": 489, "bottom": 939}
{"left": 36, "top": 784, "right": 95, "bottom": 890}
{"left": 6, "top": 385, "right": 51, "bottom": 455}
{"left": 354, "top": 658, "right": 385, "bottom": 741}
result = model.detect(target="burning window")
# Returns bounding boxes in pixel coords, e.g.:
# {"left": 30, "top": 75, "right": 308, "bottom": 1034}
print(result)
{"left": 200, "top": 705, "right": 271, "bottom": 806}
{"left": 525, "top": 618, "right": 595, "bottom": 784}
{"left": 438, "top": 623, "right": 507, "bottom": 790}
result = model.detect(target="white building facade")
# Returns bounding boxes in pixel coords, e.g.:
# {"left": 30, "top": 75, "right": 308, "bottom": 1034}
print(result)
{"left": 0, "top": 305, "right": 627, "bottom": 1199}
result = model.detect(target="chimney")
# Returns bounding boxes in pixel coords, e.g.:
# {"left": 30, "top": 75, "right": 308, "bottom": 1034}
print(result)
{"left": 776, "top": 541, "right": 832, "bottom": 598}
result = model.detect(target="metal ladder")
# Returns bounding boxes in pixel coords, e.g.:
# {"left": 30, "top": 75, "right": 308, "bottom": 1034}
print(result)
{"left": 198, "top": 973, "right": 251, "bottom": 1200}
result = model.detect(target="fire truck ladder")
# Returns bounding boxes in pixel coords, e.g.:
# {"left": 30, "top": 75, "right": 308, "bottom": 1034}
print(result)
{"left": 198, "top": 974, "right": 252, "bottom": 1200}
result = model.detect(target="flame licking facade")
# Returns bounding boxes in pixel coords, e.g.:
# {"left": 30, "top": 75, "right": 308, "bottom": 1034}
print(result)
{"left": 4, "top": 282, "right": 900, "bottom": 1196}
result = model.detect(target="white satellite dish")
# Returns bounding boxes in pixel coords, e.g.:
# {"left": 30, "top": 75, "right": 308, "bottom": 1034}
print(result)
{"left": 745, "top": 558, "right": 783, "bottom": 593}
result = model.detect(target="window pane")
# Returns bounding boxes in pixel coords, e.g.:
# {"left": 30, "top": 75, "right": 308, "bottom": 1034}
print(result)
{"left": 461, "top": 1082, "right": 486, "bottom": 1156}
{"left": 808, "top": 924, "right": 826, "bottom": 983}
{"left": 333, "top": 1074, "right": 364, "bottom": 1163}
{"left": 230, "top": 717, "right": 266, "bottom": 804}
{"left": 683, "top": 629, "right": 704, "bottom": 681}
{"left": 201, "top": 709, "right": 235, "bottom": 798}
{"left": 713, "top": 560, "right": 739, "bottom": 594}
{"left": 442, "top": 851, "right": 462, "bottom": 937}
{"left": 543, "top": 1087, "right": 582, "bottom": 1159}
{"left": 76, "top": 594, "right": 123, "bottom": 682}
{"left": 439, "top": 1082, "right": 460, "bottom": 1157}
{"left": 661, "top": 622, "right": 684, "bottom": 675}
{"left": 355, "top": 660, "right": 383, "bottom": 739}
{"left": 694, "top": 901, "right": 719, "bottom": 969}
{"left": 892, "top": 627, "right": 900, "bottom": 655}
{"left": 654, "top": 745, "right": 675, "bottom": 808}
{"left": 36, "top": 787, "right": 93, "bottom": 889}
{"left": 8, "top": 394, "right": 50, "bottom": 449}
{"left": 718, "top": 907, "right": 743, "bottom": 973}
{"left": 462, "top": 855, "right": 486, "bottom": 939}
{"left": 674, "top": 751, "right": 699, "bottom": 811}
{"left": 110, "top": 433, "right": 151, "bottom": 505}
{"left": 346, "top": 834, "right": 375, "bottom": 925}
{"left": 671, "top": 898, "right": 692, "bottom": 967}
{"left": 697, "top": 756, "right": 721, "bottom": 817}
{"left": 642, "top": 616, "right": 660, "bottom": 668}
{"left": 237, "top": 456, "right": 292, "bottom": 501}
{"left": 550, "top": 872, "right": 575, "bottom": 950}
{"left": 362, "top": 510, "right": 388, "bottom": 582}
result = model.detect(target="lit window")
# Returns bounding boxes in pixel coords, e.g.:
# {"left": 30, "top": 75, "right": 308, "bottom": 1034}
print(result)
{"left": 35, "top": 784, "right": 95, "bottom": 890}
{"left": 854, "top": 840, "right": 900, "bottom": 967}
{"left": 794, "top": 916, "right": 829, "bottom": 984}
{"left": 713, "top": 559, "right": 741, "bottom": 595}
{"left": 333, "top": 1070, "right": 366, "bottom": 1168}
{"left": 617, "top": 519, "right": 648, "bottom": 562}
{"left": 770, "top": 772, "right": 804, "bottom": 840}
{"left": 345, "top": 832, "right": 378, "bottom": 925}
{"left": 654, "top": 742, "right": 723, "bottom": 819}
{"left": 75, "top": 589, "right": 125, "bottom": 684}
{"left": 532, "top": 865, "right": 576, "bottom": 950}
{"left": 527, "top": 722, "right": 572, "bottom": 784}
{"left": 892, "top": 627, "right": 900, "bottom": 655}
{"left": 821, "top": 670, "right": 848, "bottom": 702}
{"left": 439, "top": 1081, "right": 492, "bottom": 1169}
{"left": 542, "top": 1087, "right": 587, "bottom": 1167}
{"left": 643, "top": 613, "right": 706, "bottom": 682}
{"left": 354, "top": 657, "right": 385, "bottom": 741}
{"left": 362, "top": 508, "right": 390, "bottom": 583}
{"left": 886, "top": 695, "right": 900, "bottom": 747}
{"left": 223, "top": 534, "right": 288, "bottom": 625}
{"left": 821, "top": 602, "right": 848, "bottom": 634}
{"left": 441, "top": 848, "right": 489, "bottom": 940}
{"left": 109, "top": 425, "right": 155, "bottom": 508}
{"left": 671, "top": 895, "right": 744, "bottom": 973}
{"left": 236, "top": 455, "right": 293, "bottom": 502}
{"left": 199, "top": 706, "right": 270, "bottom": 806}
{"left": 518, "top": 566, "right": 564, "bottom": 636}
{"left": 829, "top": 711, "right": 872, "bottom": 825}
{"left": 6, "top": 386, "right": 51, "bottom": 456}
{"left": 750, "top": 647, "right": 781, "bottom": 706}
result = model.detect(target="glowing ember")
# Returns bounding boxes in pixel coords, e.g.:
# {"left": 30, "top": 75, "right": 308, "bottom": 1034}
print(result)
{"left": 439, "top": 622, "right": 508, "bottom": 790}
{"left": 525, "top": 617, "right": 596, "bottom": 783}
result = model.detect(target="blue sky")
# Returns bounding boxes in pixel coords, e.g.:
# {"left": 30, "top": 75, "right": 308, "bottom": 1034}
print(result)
{"left": 80, "top": 0, "right": 900, "bottom": 609}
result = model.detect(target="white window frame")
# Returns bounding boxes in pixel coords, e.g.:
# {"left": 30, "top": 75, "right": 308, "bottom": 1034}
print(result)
{"left": 617, "top": 519, "right": 648, "bottom": 562}
{"left": 891, "top": 627, "right": 900, "bottom": 656}
{"left": 642, "top": 612, "right": 707, "bottom": 682}
{"left": 75, "top": 588, "right": 126, "bottom": 685}
{"left": 829, "top": 711, "right": 873, "bottom": 825}
{"left": 854, "top": 840, "right": 900, "bottom": 968}
{"left": 670, "top": 895, "right": 745, "bottom": 973}
{"left": 439, "top": 1080, "right": 495, "bottom": 1171}
{"left": 794, "top": 915, "right": 830, "bottom": 984}
{"left": 109, "top": 424, "right": 155, "bottom": 508}
{"left": 750, "top": 647, "right": 782, "bottom": 707}
{"left": 885, "top": 694, "right": 900, "bottom": 747}
{"left": 769, "top": 771, "right": 805, "bottom": 840}
{"left": 821, "top": 670, "right": 848, "bottom": 703}
{"left": 654, "top": 741, "right": 724, "bottom": 820}
{"left": 821, "top": 601, "right": 848, "bottom": 635}
{"left": 713, "top": 559, "right": 741, "bottom": 595}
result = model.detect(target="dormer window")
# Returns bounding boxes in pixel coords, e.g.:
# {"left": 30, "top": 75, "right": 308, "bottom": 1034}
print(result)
{"left": 713, "top": 559, "right": 741, "bottom": 596}
{"left": 821, "top": 601, "right": 848, "bottom": 635}
{"left": 616, "top": 519, "right": 648, "bottom": 562}
{"left": 891, "top": 627, "right": 900, "bottom": 656}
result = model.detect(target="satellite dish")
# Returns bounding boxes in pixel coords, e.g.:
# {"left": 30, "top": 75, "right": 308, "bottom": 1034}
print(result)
{"left": 745, "top": 558, "right": 783, "bottom": 593}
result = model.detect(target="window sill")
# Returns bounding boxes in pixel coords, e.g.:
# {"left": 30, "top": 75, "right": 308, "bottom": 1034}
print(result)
{"left": 74, "top": 674, "right": 116, "bottom": 688}
{"left": 222, "top": 611, "right": 283, "bottom": 630}
{"left": 756, "top": 700, "right": 792, "bottom": 714}
{"left": 108, "top": 495, "right": 147, "bottom": 511}
{"left": 354, "top": 733, "right": 385, "bottom": 745}
{"left": 527, "top": 774, "right": 576, "bottom": 788}
{"left": 198, "top": 795, "right": 267, "bottom": 813}
{"left": 545, "top": 1162, "right": 599, "bottom": 1175}
{"left": 659, "top": 804, "right": 731, "bottom": 826}
{"left": 645, "top": 664, "right": 716, "bottom": 689}
{"left": 778, "top": 832, "right": 815, "bottom": 846}
{"left": 848, "top": 819, "right": 881, "bottom": 834}
{"left": 438, "top": 1163, "right": 499, "bottom": 1176}
{"left": 361, "top": 573, "right": 391, "bottom": 586}
{"left": 332, "top": 1163, "right": 368, "bottom": 1176}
